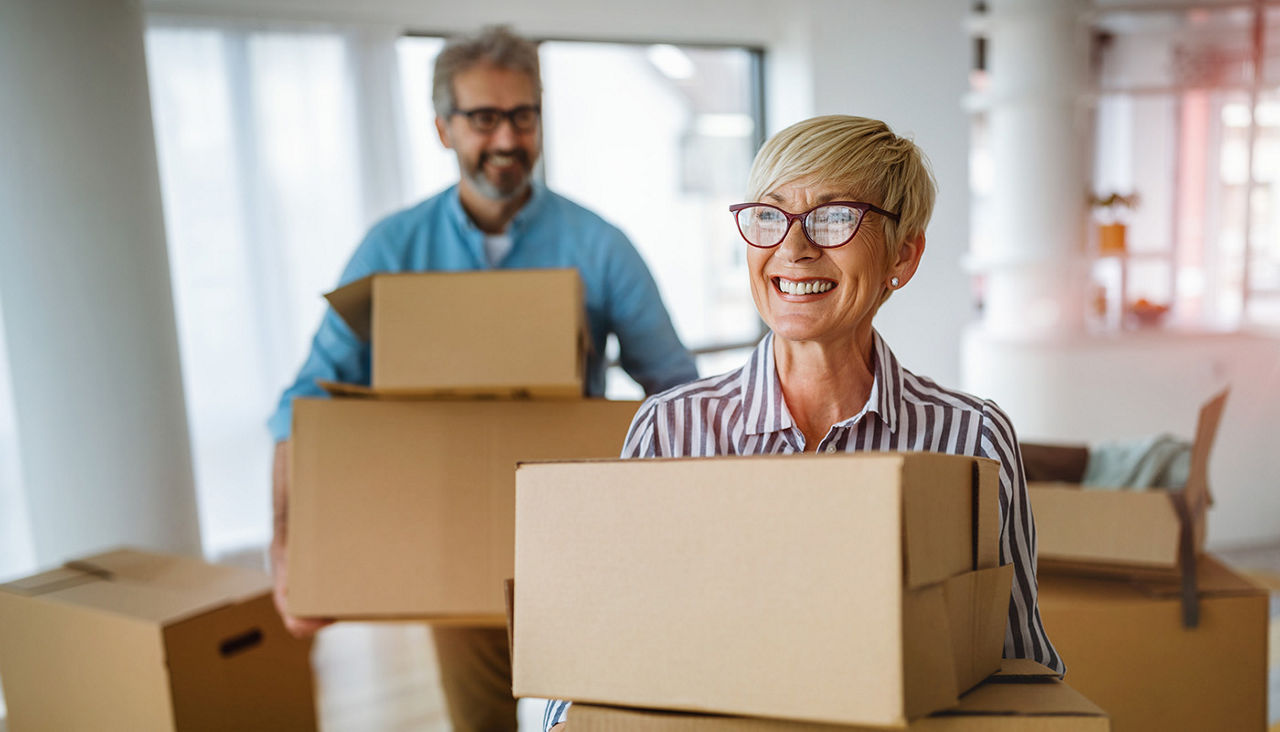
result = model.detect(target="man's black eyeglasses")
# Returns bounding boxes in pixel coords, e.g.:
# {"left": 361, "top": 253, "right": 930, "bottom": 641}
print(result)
{"left": 450, "top": 105, "right": 541, "bottom": 133}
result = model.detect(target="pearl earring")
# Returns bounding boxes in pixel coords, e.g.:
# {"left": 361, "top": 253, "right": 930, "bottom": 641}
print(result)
{"left": 890, "top": 276, "right": 900, "bottom": 288}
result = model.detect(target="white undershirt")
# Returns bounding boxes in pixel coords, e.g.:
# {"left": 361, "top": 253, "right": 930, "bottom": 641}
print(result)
{"left": 484, "top": 232, "right": 513, "bottom": 267}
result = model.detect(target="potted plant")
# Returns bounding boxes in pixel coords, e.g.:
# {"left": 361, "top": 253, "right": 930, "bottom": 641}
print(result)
{"left": 1090, "top": 191, "right": 1140, "bottom": 255}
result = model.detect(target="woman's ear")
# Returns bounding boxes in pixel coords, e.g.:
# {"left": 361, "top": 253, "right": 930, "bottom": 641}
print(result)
{"left": 889, "top": 233, "right": 926, "bottom": 288}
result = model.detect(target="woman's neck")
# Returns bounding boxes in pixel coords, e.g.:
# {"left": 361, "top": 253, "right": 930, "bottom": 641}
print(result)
{"left": 773, "top": 331, "right": 877, "bottom": 451}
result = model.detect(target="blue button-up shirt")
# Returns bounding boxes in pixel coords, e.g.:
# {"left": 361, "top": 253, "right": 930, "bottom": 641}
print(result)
{"left": 268, "top": 183, "right": 697, "bottom": 440}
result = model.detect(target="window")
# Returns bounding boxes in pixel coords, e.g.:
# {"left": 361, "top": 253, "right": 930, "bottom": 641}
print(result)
{"left": 146, "top": 22, "right": 388, "bottom": 556}
{"left": 1090, "top": 4, "right": 1280, "bottom": 330}
{"left": 146, "top": 22, "right": 764, "bottom": 554}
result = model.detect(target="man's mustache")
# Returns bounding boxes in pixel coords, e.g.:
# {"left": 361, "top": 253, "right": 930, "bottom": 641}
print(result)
{"left": 479, "top": 149, "right": 531, "bottom": 167}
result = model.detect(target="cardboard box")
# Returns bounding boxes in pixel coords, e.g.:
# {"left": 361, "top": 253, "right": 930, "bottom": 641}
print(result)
{"left": 287, "top": 397, "right": 641, "bottom": 620}
{"left": 566, "top": 660, "right": 1110, "bottom": 731}
{"left": 0, "top": 548, "right": 317, "bottom": 732}
{"left": 1027, "top": 390, "right": 1227, "bottom": 577}
{"left": 323, "top": 268, "right": 588, "bottom": 397}
{"left": 1037, "top": 554, "right": 1268, "bottom": 732}
{"left": 513, "top": 453, "right": 1012, "bottom": 727}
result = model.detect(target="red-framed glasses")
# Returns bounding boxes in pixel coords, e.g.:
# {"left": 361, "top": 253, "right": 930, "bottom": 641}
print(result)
{"left": 729, "top": 201, "right": 900, "bottom": 249}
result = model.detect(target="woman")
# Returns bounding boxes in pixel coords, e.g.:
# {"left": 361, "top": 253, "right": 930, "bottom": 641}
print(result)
{"left": 545, "top": 115, "right": 1061, "bottom": 730}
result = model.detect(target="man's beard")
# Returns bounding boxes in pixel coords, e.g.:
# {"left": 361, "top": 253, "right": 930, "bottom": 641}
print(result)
{"left": 463, "top": 149, "right": 534, "bottom": 201}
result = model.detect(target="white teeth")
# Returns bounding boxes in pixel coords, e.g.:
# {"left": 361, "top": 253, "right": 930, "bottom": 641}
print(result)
{"left": 777, "top": 278, "right": 833, "bottom": 295}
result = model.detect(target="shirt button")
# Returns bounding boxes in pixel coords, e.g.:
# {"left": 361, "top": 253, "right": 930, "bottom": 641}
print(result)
{"left": 825, "top": 444, "right": 838, "bottom": 454}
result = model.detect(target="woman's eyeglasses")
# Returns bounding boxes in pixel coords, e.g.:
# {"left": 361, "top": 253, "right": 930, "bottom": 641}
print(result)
{"left": 729, "top": 201, "right": 900, "bottom": 249}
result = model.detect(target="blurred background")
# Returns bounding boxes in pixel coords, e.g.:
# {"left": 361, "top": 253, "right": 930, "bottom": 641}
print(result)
{"left": 1, "top": 0, "right": 1277, "bottom": 703}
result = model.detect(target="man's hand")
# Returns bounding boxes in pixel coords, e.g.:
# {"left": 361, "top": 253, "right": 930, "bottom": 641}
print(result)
{"left": 550, "top": 725, "right": 566, "bottom": 731}
{"left": 271, "top": 440, "right": 334, "bottom": 638}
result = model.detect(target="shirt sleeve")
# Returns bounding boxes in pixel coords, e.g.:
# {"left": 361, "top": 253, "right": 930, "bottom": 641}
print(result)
{"left": 265, "top": 228, "right": 396, "bottom": 442}
{"left": 979, "top": 399, "right": 1066, "bottom": 675}
{"left": 620, "top": 396, "right": 663, "bottom": 458}
{"left": 602, "top": 230, "right": 698, "bottom": 395}
{"left": 543, "top": 699, "right": 572, "bottom": 730}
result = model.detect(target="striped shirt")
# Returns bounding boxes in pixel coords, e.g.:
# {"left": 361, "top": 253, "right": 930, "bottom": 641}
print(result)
{"left": 544, "top": 330, "right": 1063, "bottom": 729}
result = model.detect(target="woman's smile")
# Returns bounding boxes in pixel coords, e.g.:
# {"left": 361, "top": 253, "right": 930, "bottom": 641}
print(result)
{"left": 773, "top": 276, "right": 837, "bottom": 298}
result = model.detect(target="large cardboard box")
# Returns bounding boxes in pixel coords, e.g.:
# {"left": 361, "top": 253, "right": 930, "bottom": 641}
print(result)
{"left": 1026, "top": 390, "right": 1227, "bottom": 577}
{"left": 0, "top": 548, "right": 316, "bottom": 732}
{"left": 566, "top": 660, "right": 1110, "bottom": 731}
{"left": 513, "top": 453, "right": 1012, "bottom": 727}
{"left": 1037, "top": 554, "right": 1268, "bottom": 732}
{"left": 323, "top": 268, "right": 588, "bottom": 397}
{"left": 287, "top": 397, "right": 641, "bottom": 620}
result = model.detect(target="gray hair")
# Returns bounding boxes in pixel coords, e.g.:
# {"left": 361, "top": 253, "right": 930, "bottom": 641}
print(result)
{"left": 432, "top": 26, "right": 542, "bottom": 119}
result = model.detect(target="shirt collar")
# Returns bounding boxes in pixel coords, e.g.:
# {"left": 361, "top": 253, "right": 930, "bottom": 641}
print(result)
{"left": 741, "top": 329, "right": 902, "bottom": 437}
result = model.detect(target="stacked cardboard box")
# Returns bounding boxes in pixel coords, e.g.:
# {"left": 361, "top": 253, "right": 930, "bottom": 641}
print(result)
{"left": 512, "top": 453, "right": 1020, "bottom": 727}
{"left": 565, "top": 660, "right": 1110, "bottom": 731}
{"left": 285, "top": 269, "right": 640, "bottom": 622}
{"left": 0, "top": 548, "right": 317, "bottom": 731}
{"left": 1020, "top": 390, "right": 1270, "bottom": 731}
{"left": 1025, "top": 390, "right": 1228, "bottom": 580}
{"left": 1037, "top": 555, "right": 1268, "bottom": 732}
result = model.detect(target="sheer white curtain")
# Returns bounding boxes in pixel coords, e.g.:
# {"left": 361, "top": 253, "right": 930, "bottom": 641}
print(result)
{"left": 0, "top": 296, "right": 34, "bottom": 583}
{"left": 144, "top": 19, "right": 446, "bottom": 558}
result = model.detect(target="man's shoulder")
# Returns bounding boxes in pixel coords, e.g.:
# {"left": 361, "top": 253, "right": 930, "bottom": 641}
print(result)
{"left": 535, "top": 187, "right": 625, "bottom": 237}
{"left": 369, "top": 187, "right": 457, "bottom": 236}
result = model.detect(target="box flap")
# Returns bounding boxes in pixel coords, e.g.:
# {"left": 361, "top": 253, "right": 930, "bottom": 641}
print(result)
{"left": 941, "top": 676, "right": 1107, "bottom": 718}
{"left": 318, "top": 380, "right": 378, "bottom": 398}
{"left": 902, "top": 583, "right": 960, "bottom": 720}
{"left": 901, "top": 454, "right": 997, "bottom": 588}
{"left": 990, "top": 659, "right": 1059, "bottom": 679}
{"left": 0, "top": 548, "right": 271, "bottom": 626}
{"left": 974, "top": 460, "right": 1000, "bottom": 570}
{"left": 324, "top": 275, "right": 375, "bottom": 341}
{"left": 1130, "top": 553, "right": 1267, "bottom": 599}
{"left": 1183, "top": 388, "right": 1228, "bottom": 513}
{"left": 943, "top": 564, "right": 1014, "bottom": 694}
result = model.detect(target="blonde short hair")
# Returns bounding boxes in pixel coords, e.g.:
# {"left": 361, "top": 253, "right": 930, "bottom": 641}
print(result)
{"left": 746, "top": 115, "right": 936, "bottom": 263}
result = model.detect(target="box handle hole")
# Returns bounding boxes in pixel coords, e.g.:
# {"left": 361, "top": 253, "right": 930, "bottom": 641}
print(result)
{"left": 219, "top": 628, "right": 263, "bottom": 657}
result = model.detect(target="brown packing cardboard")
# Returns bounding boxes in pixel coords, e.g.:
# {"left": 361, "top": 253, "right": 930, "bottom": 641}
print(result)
{"left": 1028, "top": 389, "right": 1227, "bottom": 576}
{"left": 324, "top": 269, "right": 588, "bottom": 397}
{"left": 0, "top": 548, "right": 316, "bottom": 732}
{"left": 566, "top": 660, "right": 1109, "bottom": 731}
{"left": 287, "top": 397, "right": 641, "bottom": 620}
{"left": 1037, "top": 554, "right": 1268, "bottom": 732}
{"left": 513, "top": 452, "right": 1010, "bottom": 727}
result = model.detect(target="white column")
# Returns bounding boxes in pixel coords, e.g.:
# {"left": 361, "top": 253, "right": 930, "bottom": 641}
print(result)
{"left": 0, "top": 0, "right": 201, "bottom": 564}
{"left": 981, "top": 0, "right": 1091, "bottom": 337}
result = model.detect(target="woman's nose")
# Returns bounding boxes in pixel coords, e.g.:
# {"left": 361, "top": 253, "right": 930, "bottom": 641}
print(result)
{"left": 777, "top": 219, "right": 819, "bottom": 261}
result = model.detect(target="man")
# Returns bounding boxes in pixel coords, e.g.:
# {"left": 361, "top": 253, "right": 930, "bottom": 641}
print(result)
{"left": 267, "top": 26, "right": 697, "bottom": 732}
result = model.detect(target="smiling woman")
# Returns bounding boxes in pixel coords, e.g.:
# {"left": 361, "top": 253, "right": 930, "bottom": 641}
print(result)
{"left": 543, "top": 114, "right": 1064, "bottom": 731}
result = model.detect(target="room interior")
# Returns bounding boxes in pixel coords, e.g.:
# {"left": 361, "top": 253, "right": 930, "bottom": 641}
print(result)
{"left": 0, "top": 0, "right": 1277, "bottom": 729}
